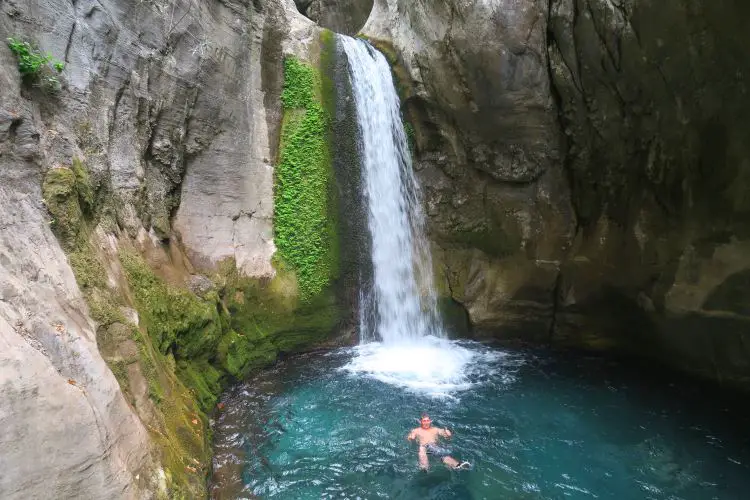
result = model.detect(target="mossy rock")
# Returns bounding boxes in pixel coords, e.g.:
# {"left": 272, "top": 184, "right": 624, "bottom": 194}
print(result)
{"left": 355, "top": 34, "right": 415, "bottom": 102}
{"left": 120, "top": 251, "right": 224, "bottom": 358}
{"left": 176, "top": 358, "right": 224, "bottom": 415}
{"left": 43, "top": 167, "right": 83, "bottom": 249}
{"left": 218, "top": 259, "right": 341, "bottom": 378}
{"left": 42, "top": 158, "right": 95, "bottom": 250}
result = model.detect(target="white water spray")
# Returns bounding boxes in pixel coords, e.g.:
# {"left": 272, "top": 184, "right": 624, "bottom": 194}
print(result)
{"left": 339, "top": 36, "right": 498, "bottom": 395}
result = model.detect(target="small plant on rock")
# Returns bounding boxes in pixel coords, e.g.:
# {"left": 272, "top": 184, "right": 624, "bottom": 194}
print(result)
{"left": 7, "top": 37, "right": 65, "bottom": 91}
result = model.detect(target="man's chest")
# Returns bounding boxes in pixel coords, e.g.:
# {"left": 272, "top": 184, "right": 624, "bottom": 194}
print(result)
{"left": 417, "top": 429, "right": 439, "bottom": 441}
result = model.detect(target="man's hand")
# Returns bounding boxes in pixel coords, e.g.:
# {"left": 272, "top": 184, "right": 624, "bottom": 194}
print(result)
{"left": 441, "top": 428, "right": 452, "bottom": 438}
{"left": 407, "top": 429, "right": 417, "bottom": 441}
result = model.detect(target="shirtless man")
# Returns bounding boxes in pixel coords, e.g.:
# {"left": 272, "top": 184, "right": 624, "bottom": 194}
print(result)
{"left": 407, "top": 414, "right": 470, "bottom": 470}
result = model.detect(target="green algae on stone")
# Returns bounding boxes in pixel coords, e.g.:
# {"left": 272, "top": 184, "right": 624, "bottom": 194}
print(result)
{"left": 43, "top": 167, "right": 84, "bottom": 249}
{"left": 41, "top": 159, "right": 213, "bottom": 497}
{"left": 176, "top": 357, "right": 224, "bottom": 412}
{"left": 42, "top": 158, "right": 95, "bottom": 249}
{"left": 71, "top": 157, "right": 94, "bottom": 213}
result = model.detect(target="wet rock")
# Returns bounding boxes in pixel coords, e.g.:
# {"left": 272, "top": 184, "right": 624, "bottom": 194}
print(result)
{"left": 187, "top": 275, "right": 216, "bottom": 298}
{"left": 362, "top": 0, "right": 575, "bottom": 330}
{"left": 0, "top": 0, "right": 327, "bottom": 496}
{"left": 547, "top": 0, "right": 750, "bottom": 386}
{"left": 293, "top": 0, "right": 373, "bottom": 34}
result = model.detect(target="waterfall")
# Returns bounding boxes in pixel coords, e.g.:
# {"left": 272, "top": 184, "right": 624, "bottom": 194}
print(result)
{"left": 339, "top": 36, "right": 481, "bottom": 395}
{"left": 339, "top": 36, "right": 442, "bottom": 345}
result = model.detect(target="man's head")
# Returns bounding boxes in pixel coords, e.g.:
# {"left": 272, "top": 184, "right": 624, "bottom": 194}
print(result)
{"left": 420, "top": 413, "right": 432, "bottom": 429}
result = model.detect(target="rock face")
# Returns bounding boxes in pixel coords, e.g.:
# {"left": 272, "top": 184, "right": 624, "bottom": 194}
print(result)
{"left": 362, "top": 0, "right": 575, "bottom": 335}
{"left": 3, "top": 0, "right": 750, "bottom": 495}
{"left": 547, "top": 0, "right": 750, "bottom": 385}
{"left": 0, "top": 198, "right": 152, "bottom": 499}
{"left": 364, "top": 0, "right": 750, "bottom": 387}
{"left": 0, "top": 0, "right": 330, "bottom": 497}
{"left": 0, "top": 37, "right": 152, "bottom": 499}
{"left": 293, "top": 0, "right": 373, "bottom": 34}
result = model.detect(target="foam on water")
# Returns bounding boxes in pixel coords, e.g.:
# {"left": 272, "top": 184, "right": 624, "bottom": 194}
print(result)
{"left": 342, "top": 339, "right": 510, "bottom": 397}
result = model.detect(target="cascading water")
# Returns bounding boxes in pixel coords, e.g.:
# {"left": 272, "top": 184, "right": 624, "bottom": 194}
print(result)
{"left": 339, "top": 36, "right": 488, "bottom": 394}
{"left": 339, "top": 36, "right": 441, "bottom": 344}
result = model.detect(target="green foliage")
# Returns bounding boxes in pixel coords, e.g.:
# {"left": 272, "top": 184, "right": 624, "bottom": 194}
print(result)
{"left": 7, "top": 37, "right": 65, "bottom": 90}
{"left": 274, "top": 56, "right": 339, "bottom": 300}
{"left": 281, "top": 57, "right": 317, "bottom": 108}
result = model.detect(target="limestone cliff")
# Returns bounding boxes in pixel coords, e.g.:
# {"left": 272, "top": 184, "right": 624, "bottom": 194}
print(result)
{"left": 3, "top": 0, "right": 750, "bottom": 496}
{"left": 362, "top": 0, "right": 576, "bottom": 336}
{"left": 363, "top": 0, "right": 750, "bottom": 388}
{"left": 0, "top": 0, "right": 340, "bottom": 497}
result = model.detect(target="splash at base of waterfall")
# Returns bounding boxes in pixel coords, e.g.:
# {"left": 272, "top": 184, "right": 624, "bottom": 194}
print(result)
{"left": 341, "top": 339, "right": 511, "bottom": 397}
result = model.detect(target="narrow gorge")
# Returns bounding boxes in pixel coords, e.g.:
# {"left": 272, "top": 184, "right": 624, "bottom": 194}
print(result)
{"left": 1, "top": 0, "right": 749, "bottom": 498}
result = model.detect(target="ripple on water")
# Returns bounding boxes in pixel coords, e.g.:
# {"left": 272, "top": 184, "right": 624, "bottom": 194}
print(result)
{"left": 211, "top": 346, "right": 750, "bottom": 500}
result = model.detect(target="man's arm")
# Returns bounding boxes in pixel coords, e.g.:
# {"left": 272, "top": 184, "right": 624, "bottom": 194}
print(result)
{"left": 439, "top": 427, "right": 452, "bottom": 438}
{"left": 407, "top": 429, "right": 417, "bottom": 441}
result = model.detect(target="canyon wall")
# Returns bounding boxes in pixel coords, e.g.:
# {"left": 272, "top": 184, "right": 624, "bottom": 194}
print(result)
{"left": 293, "top": 0, "right": 373, "bottom": 34}
{"left": 2, "top": 0, "right": 750, "bottom": 497}
{"left": 363, "top": 0, "right": 750, "bottom": 387}
{"left": 0, "top": 0, "right": 337, "bottom": 497}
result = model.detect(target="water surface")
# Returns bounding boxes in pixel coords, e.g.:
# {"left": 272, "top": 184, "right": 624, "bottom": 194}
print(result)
{"left": 211, "top": 342, "right": 750, "bottom": 499}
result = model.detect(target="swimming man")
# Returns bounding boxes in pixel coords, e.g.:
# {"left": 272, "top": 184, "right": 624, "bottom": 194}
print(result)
{"left": 407, "top": 414, "right": 470, "bottom": 470}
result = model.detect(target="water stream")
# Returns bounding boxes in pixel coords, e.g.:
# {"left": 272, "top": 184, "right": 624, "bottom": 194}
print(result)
{"left": 337, "top": 36, "right": 486, "bottom": 395}
{"left": 339, "top": 36, "right": 441, "bottom": 345}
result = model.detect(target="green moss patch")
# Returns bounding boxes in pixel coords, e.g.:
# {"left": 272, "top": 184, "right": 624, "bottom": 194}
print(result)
{"left": 216, "top": 258, "right": 340, "bottom": 379}
{"left": 43, "top": 167, "right": 84, "bottom": 249}
{"left": 42, "top": 51, "right": 348, "bottom": 492}
{"left": 120, "top": 252, "right": 224, "bottom": 358}
{"left": 275, "top": 55, "right": 339, "bottom": 300}
{"left": 177, "top": 358, "right": 224, "bottom": 412}
{"left": 42, "top": 159, "right": 211, "bottom": 496}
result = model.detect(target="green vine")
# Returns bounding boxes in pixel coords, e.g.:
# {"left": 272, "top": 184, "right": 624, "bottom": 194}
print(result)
{"left": 274, "top": 56, "right": 338, "bottom": 300}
